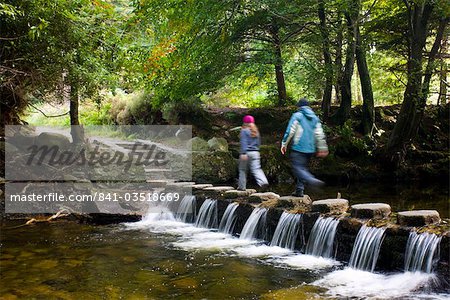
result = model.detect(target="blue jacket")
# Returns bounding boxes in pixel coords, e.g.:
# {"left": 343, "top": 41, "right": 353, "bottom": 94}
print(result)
{"left": 281, "top": 106, "right": 328, "bottom": 153}
{"left": 240, "top": 128, "right": 260, "bottom": 154}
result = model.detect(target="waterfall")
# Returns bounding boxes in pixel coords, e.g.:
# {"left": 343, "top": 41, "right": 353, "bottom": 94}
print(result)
{"left": 305, "top": 217, "right": 339, "bottom": 258}
{"left": 219, "top": 203, "right": 239, "bottom": 234}
{"left": 349, "top": 225, "right": 386, "bottom": 272}
{"left": 194, "top": 199, "right": 218, "bottom": 228}
{"left": 240, "top": 208, "right": 267, "bottom": 240}
{"left": 143, "top": 205, "right": 175, "bottom": 222}
{"left": 270, "top": 212, "right": 302, "bottom": 250}
{"left": 176, "top": 195, "right": 197, "bottom": 223}
{"left": 404, "top": 231, "right": 442, "bottom": 273}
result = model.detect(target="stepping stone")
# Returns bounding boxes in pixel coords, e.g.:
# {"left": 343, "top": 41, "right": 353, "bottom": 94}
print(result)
{"left": 166, "top": 182, "right": 196, "bottom": 188}
{"left": 260, "top": 195, "right": 312, "bottom": 209}
{"left": 279, "top": 195, "right": 312, "bottom": 207}
{"left": 144, "top": 168, "right": 172, "bottom": 173}
{"left": 190, "top": 184, "right": 213, "bottom": 190}
{"left": 351, "top": 203, "right": 391, "bottom": 219}
{"left": 312, "top": 199, "right": 349, "bottom": 214}
{"left": 203, "top": 186, "right": 235, "bottom": 192}
{"left": 248, "top": 192, "right": 280, "bottom": 203}
{"left": 224, "top": 189, "right": 257, "bottom": 199}
{"left": 397, "top": 210, "right": 441, "bottom": 227}
{"left": 145, "top": 179, "right": 174, "bottom": 187}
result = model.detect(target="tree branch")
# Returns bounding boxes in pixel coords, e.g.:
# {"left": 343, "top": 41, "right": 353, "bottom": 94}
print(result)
{"left": 28, "top": 103, "right": 69, "bottom": 118}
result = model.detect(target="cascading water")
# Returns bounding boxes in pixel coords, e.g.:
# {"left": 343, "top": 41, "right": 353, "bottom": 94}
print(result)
{"left": 176, "top": 195, "right": 197, "bottom": 223}
{"left": 219, "top": 203, "right": 239, "bottom": 234}
{"left": 404, "top": 231, "right": 442, "bottom": 273}
{"left": 240, "top": 208, "right": 267, "bottom": 240}
{"left": 143, "top": 204, "right": 175, "bottom": 222}
{"left": 349, "top": 225, "right": 386, "bottom": 272}
{"left": 270, "top": 212, "right": 302, "bottom": 250}
{"left": 305, "top": 217, "right": 339, "bottom": 258}
{"left": 194, "top": 199, "right": 218, "bottom": 228}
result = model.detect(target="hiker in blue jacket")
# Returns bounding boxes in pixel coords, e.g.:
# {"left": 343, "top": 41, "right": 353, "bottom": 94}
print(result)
{"left": 280, "top": 98, "right": 328, "bottom": 197}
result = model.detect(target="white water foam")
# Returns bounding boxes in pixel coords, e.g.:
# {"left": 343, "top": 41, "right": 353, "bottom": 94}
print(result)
{"left": 233, "top": 244, "right": 293, "bottom": 258}
{"left": 313, "top": 268, "right": 438, "bottom": 299}
{"left": 172, "top": 231, "right": 257, "bottom": 250}
{"left": 274, "top": 254, "right": 339, "bottom": 270}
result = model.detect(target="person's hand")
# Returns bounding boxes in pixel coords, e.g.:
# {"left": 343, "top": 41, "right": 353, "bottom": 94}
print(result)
{"left": 316, "top": 150, "right": 329, "bottom": 158}
{"left": 280, "top": 146, "right": 287, "bottom": 155}
{"left": 240, "top": 154, "right": 248, "bottom": 161}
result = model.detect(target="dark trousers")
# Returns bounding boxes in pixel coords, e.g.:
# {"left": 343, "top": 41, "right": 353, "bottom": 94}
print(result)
{"left": 290, "top": 150, "right": 319, "bottom": 193}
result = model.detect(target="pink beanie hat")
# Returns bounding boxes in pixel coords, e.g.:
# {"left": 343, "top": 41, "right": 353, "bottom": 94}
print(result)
{"left": 243, "top": 115, "right": 255, "bottom": 123}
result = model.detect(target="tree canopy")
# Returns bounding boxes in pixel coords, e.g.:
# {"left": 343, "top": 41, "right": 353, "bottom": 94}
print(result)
{"left": 1, "top": 0, "right": 448, "bottom": 156}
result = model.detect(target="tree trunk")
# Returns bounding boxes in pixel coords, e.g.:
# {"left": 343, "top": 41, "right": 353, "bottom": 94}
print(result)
{"left": 387, "top": 2, "right": 437, "bottom": 156}
{"left": 413, "top": 19, "right": 447, "bottom": 132}
{"left": 270, "top": 24, "right": 287, "bottom": 107}
{"left": 334, "top": 13, "right": 344, "bottom": 105}
{"left": 319, "top": 0, "right": 333, "bottom": 120}
{"left": 274, "top": 52, "right": 287, "bottom": 106}
{"left": 69, "top": 77, "right": 84, "bottom": 144}
{"left": 333, "top": 9, "right": 356, "bottom": 125}
{"left": 355, "top": 25, "right": 375, "bottom": 136}
{"left": 438, "top": 36, "right": 448, "bottom": 106}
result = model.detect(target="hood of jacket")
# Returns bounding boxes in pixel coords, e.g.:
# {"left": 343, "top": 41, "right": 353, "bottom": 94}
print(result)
{"left": 299, "top": 106, "right": 317, "bottom": 120}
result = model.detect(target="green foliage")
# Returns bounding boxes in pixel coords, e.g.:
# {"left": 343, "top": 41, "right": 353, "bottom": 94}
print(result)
{"left": 368, "top": 52, "right": 406, "bottom": 105}
{"left": 1, "top": 0, "right": 131, "bottom": 124}
{"left": 25, "top": 99, "right": 112, "bottom": 126}
{"left": 333, "top": 120, "right": 370, "bottom": 157}
{"left": 3, "top": 0, "right": 448, "bottom": 126}
{"left": 108, "top": 91, "right": 156, "bottom": 125}
{"left": 161, "top": 97, "right": 210, "bottom": 127}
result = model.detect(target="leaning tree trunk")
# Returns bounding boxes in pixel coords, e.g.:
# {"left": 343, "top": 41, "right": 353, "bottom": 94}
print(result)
{"left": 270, "top": 24, "right": 288, "bottom": 107}
{"left": 387, "top": 3, "right": 442, "bottom": 157}
{"left": 355, "top": 24, "right": 375, "bottom": 136}
{"left": 333, "top": 9, "right": 356, "bottom": 125}
{"left": 413, "top": 19, "right": 447, "bottom": 132}
{"left": 319, "top": 0, "right": 333, "bottom": 120}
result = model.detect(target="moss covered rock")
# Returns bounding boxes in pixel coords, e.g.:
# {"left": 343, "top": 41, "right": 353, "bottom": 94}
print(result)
{"left": 207, "top": 137, "right": 229, "bottom": 152}
{"left": 35, "top": 132, "right": 71, "bottom": 149}
{"left": 192, "top": 151, "right": 237, "bottom": 183}
{"left": 187, "top": 137, "right": 209, "bottom": 151}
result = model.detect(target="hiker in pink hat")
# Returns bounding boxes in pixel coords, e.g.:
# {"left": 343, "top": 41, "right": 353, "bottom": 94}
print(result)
{"left": 238, "top": 115, "right": 268, "bottom": 191}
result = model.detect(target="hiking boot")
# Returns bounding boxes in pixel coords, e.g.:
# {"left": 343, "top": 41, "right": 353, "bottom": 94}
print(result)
{"left": 291, "top": 190, "right": 304, "bottom": 197}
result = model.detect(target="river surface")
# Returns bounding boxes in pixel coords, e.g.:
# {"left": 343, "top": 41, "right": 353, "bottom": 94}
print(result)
{"left": 1, "top": 217, "right": 448, "bottom": 299}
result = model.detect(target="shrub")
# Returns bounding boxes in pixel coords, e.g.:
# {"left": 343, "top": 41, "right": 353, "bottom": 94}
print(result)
{"left": 108, "top": 91, "right": 159, "bottom": 125}
{"left": 333, "top": 120, "right": 370, "bottom": 157}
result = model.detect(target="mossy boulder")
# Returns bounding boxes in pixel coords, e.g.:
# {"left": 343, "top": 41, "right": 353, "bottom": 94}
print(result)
{"left": 187, "top": 137, "right": 209, "bottom": 151}
{"left": 207, "top": 137, "right": 229, "bottom": 152}
{"left": 35, "top": 132, "right": 71, "bottom": 149}
{"left": 192, "top": 151, "right": 237, "bottom": 183}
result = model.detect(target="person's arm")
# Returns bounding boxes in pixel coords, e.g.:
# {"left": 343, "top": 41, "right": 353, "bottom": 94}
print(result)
{"left": 281, "top": 114, "right": 299, "bottom": 154}
{"left": 240, "top": 130, "right": 250, "bottom": 154}
{"left": 314, "top": 122, "right": 328, "bottom": 157}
